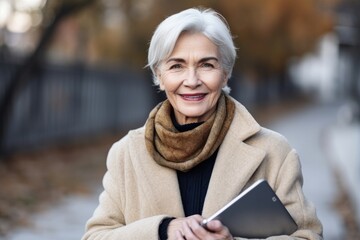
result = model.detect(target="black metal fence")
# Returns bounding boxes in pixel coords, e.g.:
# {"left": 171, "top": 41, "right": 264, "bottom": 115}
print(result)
{"left": 0, "top": 59, "right": 155, "bottom": 154}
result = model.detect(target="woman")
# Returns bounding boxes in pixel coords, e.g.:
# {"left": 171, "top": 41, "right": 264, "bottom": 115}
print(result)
{"left": 82, "top": 8, "right": 323, "bottom": 240}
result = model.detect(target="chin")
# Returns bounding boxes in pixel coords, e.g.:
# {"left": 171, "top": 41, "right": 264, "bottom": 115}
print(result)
{"left": 183, "top": 112, "right": 208, "bottom": 121}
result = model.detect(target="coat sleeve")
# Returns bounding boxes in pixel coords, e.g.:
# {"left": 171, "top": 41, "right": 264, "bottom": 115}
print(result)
{"left": 234, "top": 148, "right": 323, "bottom": 240}
{"left": 81, "top": 139, "right": 168, "bottom": 240}
{"left": 271, "top": 148, "right": 323, "bottom": 240}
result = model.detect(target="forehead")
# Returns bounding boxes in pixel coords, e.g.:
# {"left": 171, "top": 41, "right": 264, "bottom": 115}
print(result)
{"left": 167, "top": 32, "right": 219, "bottom": 60}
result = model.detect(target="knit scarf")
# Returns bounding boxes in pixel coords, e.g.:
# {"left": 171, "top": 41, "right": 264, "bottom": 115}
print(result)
{"left": 145, "top": 93, "right": 235, "bottom": 172}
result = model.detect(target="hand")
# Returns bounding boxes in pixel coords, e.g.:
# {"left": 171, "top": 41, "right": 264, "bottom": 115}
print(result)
{"left": 167, "top": 214, "right": 233, "bottom": 240}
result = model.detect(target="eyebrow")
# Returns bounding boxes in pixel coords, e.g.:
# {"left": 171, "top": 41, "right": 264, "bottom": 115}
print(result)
{"left": 165, "top": 57, "right": 219, "bottom": 64}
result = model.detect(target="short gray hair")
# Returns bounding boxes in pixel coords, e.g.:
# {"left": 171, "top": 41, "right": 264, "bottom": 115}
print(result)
{"left": 147, "top": 8, "right": 237, "bottom": 93}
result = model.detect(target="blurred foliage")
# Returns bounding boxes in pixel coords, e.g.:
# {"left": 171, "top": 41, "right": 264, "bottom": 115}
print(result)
{"left": 219, "top": 0, "right": 335, "bottom": 78}
{"left": 2, "top": 0, "right": 338, "bottom": 74}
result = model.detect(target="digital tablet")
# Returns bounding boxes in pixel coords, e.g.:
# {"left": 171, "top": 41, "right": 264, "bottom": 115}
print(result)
{"left": 202, "top": 179, "right": 298, "bottom": 238}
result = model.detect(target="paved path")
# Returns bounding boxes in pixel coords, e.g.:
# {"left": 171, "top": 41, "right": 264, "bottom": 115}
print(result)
{"left": 326, "top": 120, "right": 360, "bottom": 224}
{"left": 2, "top": 191, "right": 101, "bottom": 240}
{"left": 3, "top": 101, "right": 350, "bottom": 240}
{"left": 267, "top": 101, "right": 345, "bottom": 240}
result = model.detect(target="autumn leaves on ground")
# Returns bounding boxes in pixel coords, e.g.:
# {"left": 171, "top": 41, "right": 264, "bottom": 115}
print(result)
{"left": 0, "top": 135, "right": 119, "bottom": 235}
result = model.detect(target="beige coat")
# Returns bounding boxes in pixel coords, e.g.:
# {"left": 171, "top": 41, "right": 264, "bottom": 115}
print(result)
{"left": 82, "top": 100, "right": 323, "bottom": 240}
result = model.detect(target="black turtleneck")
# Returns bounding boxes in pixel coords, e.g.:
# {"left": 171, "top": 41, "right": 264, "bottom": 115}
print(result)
{"left": 158, "top": 113, "right": 218, "bottom": 239}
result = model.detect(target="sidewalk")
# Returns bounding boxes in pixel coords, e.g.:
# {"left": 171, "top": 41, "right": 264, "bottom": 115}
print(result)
{"left": 326, "top": 120, "right": 360, "bottom": 229}
{"left": 3, "top": 100, "right": 353, "bottom": 240}
{"left": 267, "top": 101, "right": 346, "bottom": 240}
{"left": 2, "top": 190, "right": 101, "bottom": 240}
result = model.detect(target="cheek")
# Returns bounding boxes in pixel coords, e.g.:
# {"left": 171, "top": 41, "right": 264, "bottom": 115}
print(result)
{"left": 159, "top": 75, "right": 179, "bottom": 92}
{"left": 208, "top": 75, "right": 227, "bottom": 92}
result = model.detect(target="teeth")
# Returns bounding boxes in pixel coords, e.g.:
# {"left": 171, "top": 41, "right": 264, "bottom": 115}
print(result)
{"left": 182, "top": 95, "right": 204, "bottom": 100}
{"left": 187, "top": 95, "right": 200, "bottom": 99}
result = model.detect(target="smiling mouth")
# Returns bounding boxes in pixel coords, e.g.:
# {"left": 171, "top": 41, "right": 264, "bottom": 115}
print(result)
{"left": 180, "top": 94, "right": 207, "bottom": 101}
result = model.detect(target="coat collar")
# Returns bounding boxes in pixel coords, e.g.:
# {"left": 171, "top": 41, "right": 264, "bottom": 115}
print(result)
{"left": 131, "top": 99, "right": 265, "bottom": 218}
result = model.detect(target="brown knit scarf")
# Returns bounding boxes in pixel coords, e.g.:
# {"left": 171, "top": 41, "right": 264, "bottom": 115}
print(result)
{"left": 145, "top": 93, "right": 235, "bottom": 172}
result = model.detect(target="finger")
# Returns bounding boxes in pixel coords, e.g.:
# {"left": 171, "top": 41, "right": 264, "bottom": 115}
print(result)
{"left": 175, "top": 230, "right": 185, "bottom": 240}
{"left": 190, "top": 214, "right": 204, "bottom": 222}
{"left": 182, "top": 221, "right": 200, "bottom": 240}
{"left": 205, "top": 220, "right": 223, "bottom": 231}
{"left": 187, "top": 217, "right": 208, "bottom": 236}
{"left": 206, "top": 220, "right": 233, "bottom": 238}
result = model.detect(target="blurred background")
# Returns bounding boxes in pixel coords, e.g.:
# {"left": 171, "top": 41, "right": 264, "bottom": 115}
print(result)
{"left": 0, "top": 0, "right": 359, "bottom": 239}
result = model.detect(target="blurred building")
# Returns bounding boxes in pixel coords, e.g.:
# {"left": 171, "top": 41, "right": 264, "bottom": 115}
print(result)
{"left": 290, "top": 1, "right": 360, "bottom": 105}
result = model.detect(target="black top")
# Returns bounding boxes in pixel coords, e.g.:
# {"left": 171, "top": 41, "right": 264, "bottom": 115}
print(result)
{"left": 158, "top": 114, "right": 218, "bottom": 239}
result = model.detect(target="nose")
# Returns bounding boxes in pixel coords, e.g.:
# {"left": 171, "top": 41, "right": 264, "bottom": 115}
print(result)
{"left": 183, "top": 67, "right": 201, "bottom": 88}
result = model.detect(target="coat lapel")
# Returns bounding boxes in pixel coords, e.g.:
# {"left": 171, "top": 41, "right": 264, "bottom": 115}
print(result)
{"left": 130, "top": 130, "right": 185, "bottom": 217}
{"left": 143, "top": 158, "right": 185, "bottom": 216}
{"left": 202, "top": 100, "right": 266, "bottom": 217}
{"left": 202, "top": 138, "right": 266, "bottom": 217}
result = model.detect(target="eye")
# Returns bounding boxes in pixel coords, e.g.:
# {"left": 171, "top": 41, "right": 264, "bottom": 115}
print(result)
{"left": 169, "top": 64, "right": 182, "bottom": 70}
{"left": 201, "top": 62, "right": 214, "bottom": 68}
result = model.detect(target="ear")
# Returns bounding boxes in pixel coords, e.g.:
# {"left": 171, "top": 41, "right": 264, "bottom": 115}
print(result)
{"left": 156, "top": 69, "right": 165, "bottom": 91}
{"left": 159, "top": 80, "right": 165, "bottom": 91}
{"left": 222, "top": 76, "right": 229, "bottom": 88}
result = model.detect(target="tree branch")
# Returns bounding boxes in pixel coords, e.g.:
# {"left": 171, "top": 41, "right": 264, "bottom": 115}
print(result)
{"left": 0, "top": 0, "right": 97, "bottom": 157}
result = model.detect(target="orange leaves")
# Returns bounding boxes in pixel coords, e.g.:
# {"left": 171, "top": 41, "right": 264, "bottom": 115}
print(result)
{"left": 218, "top": 0, "right": 335, "bottom": 74}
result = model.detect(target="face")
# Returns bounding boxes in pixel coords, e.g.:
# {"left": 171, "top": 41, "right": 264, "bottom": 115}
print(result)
{"left": 157, "top": 32, "right": 228, "bottom": 125}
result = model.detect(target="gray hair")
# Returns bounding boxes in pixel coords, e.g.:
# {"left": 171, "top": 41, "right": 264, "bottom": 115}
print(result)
{"left": 147, "top": 8, "right": 237, "bottom": 93}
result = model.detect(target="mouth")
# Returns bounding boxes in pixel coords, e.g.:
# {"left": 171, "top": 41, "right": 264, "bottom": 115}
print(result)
{"left": 179, "top": 93, "right": 207, "bottom": 101}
